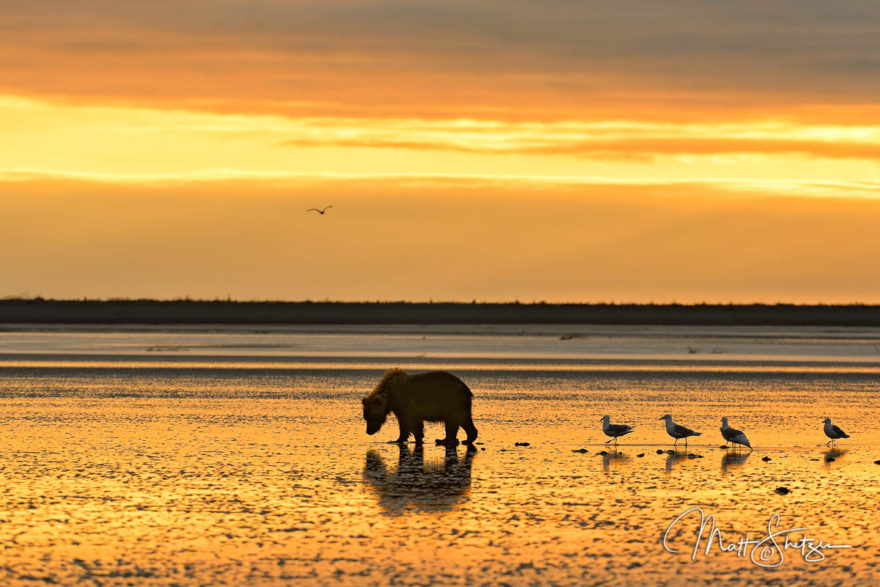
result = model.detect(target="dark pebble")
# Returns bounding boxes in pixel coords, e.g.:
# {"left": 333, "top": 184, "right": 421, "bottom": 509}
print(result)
{"left": 515, "top": 442, "right": 531, "bottom": 447}
{"left": 719, "top": 445, "right": 729, "bottom": 449}
{"left": 762, "top": 456, "right": 771, "bottom": 461}
{"left": 875, "top": 460, "right": 880, "bottom": 465}
{"left": 656, "top": 449, "right": 664, "bottom": 454}
{"left": 597, "top": 450, "right": 608, "bottom": 456}
{"left": 636, "top": 453, "right": 645, "bottom": 458}
{"left": 775, "top": 487, "right": 790, "bottom": 495}
{"left": 481, "top": 448, "right": 486, "bottom": 451}
{"left": 825, "top": 456, "right": 836, "bottom": 462}
{"left": 572, "top": 448, "right": 589, "bottom": 454}
{"left": 665, "top": 450, "right": 676, "bottom": 455}
{"left": 687, "top": 454, "right": 697, "bottom": 459}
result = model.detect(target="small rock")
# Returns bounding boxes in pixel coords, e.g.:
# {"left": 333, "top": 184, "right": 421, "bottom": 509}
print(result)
{"left": 687, "top": 453, "right": 698, "bottom": 459}
{"left": 515, "top": 442, "right": 531, "bottom": 447}
{"left": 775, "top": 487, "right": 790, "bottom": 495}
{"left": 874, "top": 460, "right": 880, "bottom": 465}
{"left": 636, "top": 453, "right": 645, "bottom": 458}
{"left": 825, "top": 456, "right": 836, "bottom": 462}
{"left": 719, "top": 445, "right": 729, "bottom": 450}
{"left": 572, "top": 448, "right": 589, "bottom": 454}
{"left": 665, "top": 450, "right": 676, "bottom": 455}
{"left": 597, "top": 450, "right": 608, "bottom": 456}
{"left": 481, "top": 448, "right": 486, "bottom": 451}
{"left": 656, "top": 449, "right": 665, "bottom": 454}
{"left": 762, "top": 456, "right": 771, "bottom": 462}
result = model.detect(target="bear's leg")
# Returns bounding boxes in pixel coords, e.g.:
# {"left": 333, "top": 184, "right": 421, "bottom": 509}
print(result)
{"left": 412, "top": 421, "right": 425, "bottom": 445}
{"left": 462, "top": 418, "right": 478, "bottom": 445}
{"left": 390, "top": 418, "right": 409, "bottom": 444}
{"left": 436, "top": 420, "right": 461, "bottom": 447}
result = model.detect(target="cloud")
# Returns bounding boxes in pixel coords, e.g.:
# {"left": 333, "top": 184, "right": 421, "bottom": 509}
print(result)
{"left": 279, "top": 136, "right": 880, "bottom": 162}
{"left": 1, "top": 1, "right": 879, "bottom": 117}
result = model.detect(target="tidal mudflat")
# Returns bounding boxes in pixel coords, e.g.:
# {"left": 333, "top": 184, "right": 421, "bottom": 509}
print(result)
{"left": 1, "top": 325, "right": 879, "bottom": 585}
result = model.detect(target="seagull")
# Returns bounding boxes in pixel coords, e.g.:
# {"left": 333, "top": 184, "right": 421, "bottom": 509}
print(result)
{"left": 660, "top": 414, "right": 701, "bottom": 448}
{"left": 307, "top": 205, "right": 333, "bottom": 215}
{"left": 720, "top": 417, "right": 752, "bottom": 451}
{"left": 823, "top": 417, "right": 850, "bottom": 446}
{"left": 600, "top": 415, "right": 634, "bottom": 446}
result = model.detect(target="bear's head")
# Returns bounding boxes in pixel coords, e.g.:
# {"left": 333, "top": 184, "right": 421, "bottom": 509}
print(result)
{"left": 362, "top": 394, "right": 389, "bottom": 435}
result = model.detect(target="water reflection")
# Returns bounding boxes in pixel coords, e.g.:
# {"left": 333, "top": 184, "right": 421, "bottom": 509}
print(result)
{"left": 665, "top": 449, "right": 702, "bottom": 472}
{"left": 721, "top": 450, "right": 751, "bottom": 476}
{"left": 601, "top": 449, "right": 630, "bottom": 473}
{"left": 363, "top": 444, "right": 475, "bottom": 514}
{"left": 823, "top": 447, "right": 848, "bottom": 468}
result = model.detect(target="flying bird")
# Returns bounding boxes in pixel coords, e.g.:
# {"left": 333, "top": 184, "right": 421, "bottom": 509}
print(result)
{"left": 823, "top": 417, "right": 850, "bottom": 446}
{"left": 600, "top": 415, "right": 634, "bottom": 446}
{"left": 660, "top": 414, "right": 702, "bottom": 448}
{"left": 307, "top": 205, "right": 334, "bottom": 215}
{"left": 720, "top": 417, "right": 752, "bottom": 450}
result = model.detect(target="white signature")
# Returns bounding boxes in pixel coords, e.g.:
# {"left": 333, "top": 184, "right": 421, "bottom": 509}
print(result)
{"left": 663, "top": 507, "right": 852, "bottom": 567}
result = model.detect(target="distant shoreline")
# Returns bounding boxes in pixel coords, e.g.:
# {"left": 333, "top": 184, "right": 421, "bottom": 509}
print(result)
{"left": 2, "top": 299, "right": 880, "bottom": 327}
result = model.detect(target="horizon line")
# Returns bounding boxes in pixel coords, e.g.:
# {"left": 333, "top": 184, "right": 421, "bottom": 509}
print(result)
{"left": 4, "top": 297, "right": 880, "bottom": 308}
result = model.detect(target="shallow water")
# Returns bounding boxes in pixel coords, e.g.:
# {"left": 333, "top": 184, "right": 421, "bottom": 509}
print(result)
{"left": 1, "top": 325, "right": 879, "bottom": 585}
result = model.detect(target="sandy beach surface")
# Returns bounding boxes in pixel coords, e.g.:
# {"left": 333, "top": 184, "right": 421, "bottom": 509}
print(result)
{"left": 1, "top": 324, "right": 878, "bottom": 585}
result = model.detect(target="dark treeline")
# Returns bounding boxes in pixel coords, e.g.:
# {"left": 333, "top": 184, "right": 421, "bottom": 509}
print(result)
{"left": 2, "top": 299, "right": 880, "bottom": 326}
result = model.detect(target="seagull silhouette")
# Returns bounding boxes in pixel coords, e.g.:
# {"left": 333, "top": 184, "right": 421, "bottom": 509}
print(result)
{"left": 660, "top": 414, "right": 701, "bottom": 448}
{"left": 720, "top": 417, "right": 752, "bottom": 450}
{"left": 307, "top": 206, "right": 334, "bottom": 215}
{"left": 600, "top": 415, "right": 634, "bottom": 447}
{"left": 823, "top": 417, "right": 850, "bottom": 446}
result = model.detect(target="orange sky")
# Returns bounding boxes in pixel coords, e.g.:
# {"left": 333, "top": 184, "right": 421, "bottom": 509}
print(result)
{"left": 2, "top": 1, "right": 879, "bottom": 302}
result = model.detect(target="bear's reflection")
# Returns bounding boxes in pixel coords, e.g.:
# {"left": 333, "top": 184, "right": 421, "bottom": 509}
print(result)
{"left": 363, "top": 444, "right": 475, "bottom": 514}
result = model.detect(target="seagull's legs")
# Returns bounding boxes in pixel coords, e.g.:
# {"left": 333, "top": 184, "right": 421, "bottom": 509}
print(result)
{"left": 673, "top": 437, "right": 678, "bottom": 448}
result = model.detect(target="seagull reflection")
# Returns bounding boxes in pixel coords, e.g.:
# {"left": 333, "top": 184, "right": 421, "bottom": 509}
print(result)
{"left": 602, "top": 448, "right": 630, "bottom": 473}
{"left": 363, "top": 444, "right": 475, "bottom": 514}
{"left": 665, "top": 449, "right": 700, "bottom": 472}
{"left": 823, "top": 447, "right": 848, "bottom": 468}
{"left": 721, "top": 450, "right": 751, "bottom": 476}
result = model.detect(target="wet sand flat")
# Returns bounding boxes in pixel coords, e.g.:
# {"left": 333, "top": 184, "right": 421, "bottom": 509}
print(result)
{"left": 1, "top": 325, "right": 879, "bottom": 585}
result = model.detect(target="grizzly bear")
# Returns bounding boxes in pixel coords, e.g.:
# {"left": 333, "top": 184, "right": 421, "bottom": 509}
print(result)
{"left": 361, "top": 369, "right": 478, "bottom": 446}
